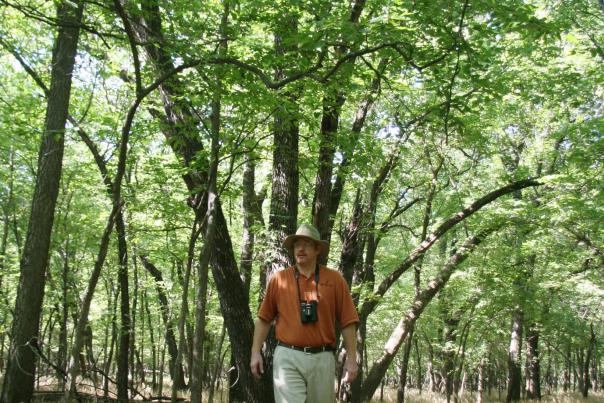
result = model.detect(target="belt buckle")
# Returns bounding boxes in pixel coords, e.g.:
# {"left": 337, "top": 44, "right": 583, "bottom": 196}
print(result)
{"left": 303, "top": 346, "right": 312, "bottom": 354}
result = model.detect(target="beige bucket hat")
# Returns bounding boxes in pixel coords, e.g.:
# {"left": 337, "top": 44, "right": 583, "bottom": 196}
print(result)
{"left": 283, "top": 223, "right": 329, "bottom": 258}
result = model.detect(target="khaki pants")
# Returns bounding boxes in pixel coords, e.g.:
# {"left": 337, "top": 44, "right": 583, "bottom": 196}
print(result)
{"left": 273, "top": 345, "right": 336, "bottom": 403}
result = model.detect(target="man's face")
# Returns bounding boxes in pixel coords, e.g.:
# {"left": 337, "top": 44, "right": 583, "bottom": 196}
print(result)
{"left": 293, "top": 238, "right": 320, "bottom": 266}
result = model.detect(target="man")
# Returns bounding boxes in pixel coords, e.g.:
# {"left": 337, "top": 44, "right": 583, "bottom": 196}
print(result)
{"left": 250, "top": 223, "right": 359, "bottom": 402}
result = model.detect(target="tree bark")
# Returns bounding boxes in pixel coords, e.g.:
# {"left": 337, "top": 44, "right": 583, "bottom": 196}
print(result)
{"left": 57, "top": 234, "right": 70, "bottom": 389}
{"left": 212, "top": 203, "right": 266, "bottom": 401}
{"left": 338, "top": 189, "right": 364, "bottom": 289}
{"left": 115, "top": 187, "right": 130, "bottom": 402}
{"left": 397, "top": 326, "right": 415, "bottom": 403}
{"left": 583, "top": 323, "right": 596, "bottom": 397}
{"left": 103, "top": 278, "right": 118, "bottom": 399}
{"left": 442, "top": 314, "right": 460, "bottom": 401}
{"left": 398, "top": 161, "right": 439, "bottom": 403}
{"left": 192, "top": 21, "right": 226, "bottom": 396}
{"left": 506, "top": 310, "right": 523, "bottom": 402}
{"left": 240, "top": 153, "right": 258, "bottom": 293}
{"left": 208, "top": 324, "right": 227, "bottom": 403}
{"left": 264, "top": 12, "right": 300, "bottom": 285}
{"left": 477, "top": 358, "right": 485, "bottom": 403}
{"left": 414, "top": 337, "right": 422, "bottom": 392}
{"left": 312, "top": 0, "right": 368, "bottom": 244}
{"left": 355, "top": 181, "right": 542, "bottom": 403}
{"left": 191, "top": 197, "right": 216, "bottom": 401}
{"left": 525, "top": 324, "right": 541, "bottom": 399}
{"left": 143, "top": 289, "right": 157, "bottom": 390}
{"left": 312, "top": 89, "right": 345, "bottom": 245}
{"left": 129, "top": 245, "right": 139, "bottom": 387}
{"left": 1, "top": 2, "right": 83, "bottom": 401}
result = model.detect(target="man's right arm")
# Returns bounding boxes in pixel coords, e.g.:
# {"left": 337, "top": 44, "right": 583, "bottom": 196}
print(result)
{"left": 250, "top": 318, "right": 271, "bottom": 378}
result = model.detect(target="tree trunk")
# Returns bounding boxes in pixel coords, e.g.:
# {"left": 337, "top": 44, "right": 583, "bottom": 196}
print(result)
{"left": 506, "top": 310, "right": 523, "bottom": 402}
{"left": 76, "top": 111, "right": 133, "bottom": 401}
{"left": 209, "top": 324, "right": 227, "bottom": 403}
{"left": 211, "top": 203, "right": 266, "bottom": 402}
{"left": 525, "top": 325, "right": 541, "bottom": 399}
{"left": 591, "top": 349, "right": 598, "bottom": 392}
{"left": 65, "top": 204, "right": 120, "bottom": 400}
{"left": 564, "top": 343, "right": 571, "bottom": 392}
{"left": 130, "top": 245, "right": 139, "bottom": 387}
{"left": 264, "top": 12, "right": 299, "bottom": 285}
{"left": 58, "top": 239, "right": 70, "bottom": 389}
{"left": 240, "top": 153, "right": 257, "bottom": 293}
{"left": 415, "top": 337, "right": 422, "bottom": 393}
{"left": 328, "top": 58, "right": 385, "bottom": 237}
{"left": 103, "top": 278, "right": 118, "bottom": 399}
{"left": 0, "top": 202, "right": 9, "bottom": 374}
{"left": 425, "top": 337, "right": 437, "bottom": 393}
{"left": 0, "top": 2, "right": 83, "bottom": 401}
{"left": 312, "top": 0, "right": 368, "bottom": 244}
{"left": 349, "top": 155, "right": 402, "bottom": 403}
{"left": 338, "top": 189, "right": 364, "bottom": 288}
{"left": 397, "top": 326, "right": 415, "bottom": 403}
{"left": 442, "top": 314, "right": 460, "bottom": 402}
{"left": 312, "top": 89, "right": 344, "bottom": 245}
{"left": 191, "top": 60, "right": 224, "bottom": 398}
{"left": 343, "top": 152, "right": 408, "bottom": 402}
{"left": 454, "top": 322, "right": 471, "bottom": 403}
{"left": 135, "top": 4, "right": 270, "bottom": 399}
{"left": 144, "top": 289, "right": 157, "bottom": 391}
{"left": 583, "top": 323, "right": 596, "bottom": 398}
{"left": 116, "top": 212, "right": 131, "bottom": 401}
{"left": 157, "top": 343, "right": 165, "bottom": 398}
{"left": 477, "top": 358, "right": 485, "bottom": 403}
{"left": 139, "top": 256, "right": 186, "bottom": 389}
{"left": 0, "top": 147, "right": 14, "bottom": 307}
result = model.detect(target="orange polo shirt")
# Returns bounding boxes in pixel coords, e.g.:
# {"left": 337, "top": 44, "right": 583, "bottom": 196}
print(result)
{"left": 258, "top": 266, "right": 359, "bottom": 347}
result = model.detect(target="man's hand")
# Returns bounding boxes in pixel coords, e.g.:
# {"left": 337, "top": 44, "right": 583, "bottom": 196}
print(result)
{"left": 250, "top": 318, "right": 271, "bottom": 379}
{"left": 250, "top": 351, "right": 264, "bottom": 379}
{"left": 342, "top": 356, "right": 358, "bottom": 384}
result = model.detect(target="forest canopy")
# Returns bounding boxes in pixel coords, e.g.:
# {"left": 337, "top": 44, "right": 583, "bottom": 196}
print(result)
{"left": 0, "top": 0, "right": 602, "bottom": 402}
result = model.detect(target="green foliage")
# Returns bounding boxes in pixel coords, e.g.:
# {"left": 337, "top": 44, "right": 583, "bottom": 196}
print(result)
{"left": 0, "top": 0, "right": 602, "bottom": 396}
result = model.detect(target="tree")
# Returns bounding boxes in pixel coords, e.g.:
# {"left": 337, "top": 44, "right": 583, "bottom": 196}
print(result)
{"left": 0, "top": 0, "right": 602, "bottom": 401}
{"left": 1, "top": 2, "right": 84, "bottom": 401}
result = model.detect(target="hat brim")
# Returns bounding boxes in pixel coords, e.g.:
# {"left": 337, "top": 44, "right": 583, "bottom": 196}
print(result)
{"left": 283, "top": 235, "right": 329, "bottom": 258}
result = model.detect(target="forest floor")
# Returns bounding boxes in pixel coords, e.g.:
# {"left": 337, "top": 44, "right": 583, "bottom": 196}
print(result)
{"left": 372, "top": 388, "right": 604, "bottom": 402}
{"left": 2, "top": 377, "right": 603, "bottom": 402}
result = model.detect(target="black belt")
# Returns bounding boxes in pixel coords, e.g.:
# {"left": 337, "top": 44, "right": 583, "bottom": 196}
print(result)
{"left": 277, "top": 341, "right": 335, "bottom": 354}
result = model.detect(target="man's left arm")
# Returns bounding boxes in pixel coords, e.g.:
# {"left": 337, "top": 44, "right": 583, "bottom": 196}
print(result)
{"left": 341, "top": 323, "right": 358, "bottom": 383}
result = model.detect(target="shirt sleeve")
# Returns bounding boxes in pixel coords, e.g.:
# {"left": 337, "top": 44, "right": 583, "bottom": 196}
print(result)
{"left": 335, "top": 272, "right": 359, "bottom": 329}
{"left": 257, "top": 274, "right": 278, "bottom": 322}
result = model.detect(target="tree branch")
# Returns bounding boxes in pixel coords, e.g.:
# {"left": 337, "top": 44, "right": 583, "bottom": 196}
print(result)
{"left": 361, "top": 227, "right": 496, "bottom": 400}
{"left": 112, "top": 0, "right": 143, "bottom": 94}
{"left": 359, "top": 178, "right": 542, "bottom": 321}
{"left": 0, "top": 36, "right": 49, "bottom": 95}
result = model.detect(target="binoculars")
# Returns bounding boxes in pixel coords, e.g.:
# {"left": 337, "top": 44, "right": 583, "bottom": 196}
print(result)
{"left": 300, "top": 300, "right": 318, "bottom": 323}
